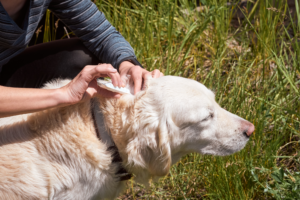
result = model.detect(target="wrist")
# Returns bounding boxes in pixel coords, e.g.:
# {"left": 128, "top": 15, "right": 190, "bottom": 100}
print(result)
{"left": 117, "top": 57, "right": 143, "bottom": 71}
{"left": 53, "top": 88, "right": 71, "bottom": 107}
{"left": 119, "top": 61, "right": 135, "bottom": 71}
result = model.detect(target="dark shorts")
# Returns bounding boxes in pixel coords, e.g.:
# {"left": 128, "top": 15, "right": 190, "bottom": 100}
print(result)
{"left": 0, "top": 38, "right": 100, "bottom": 88}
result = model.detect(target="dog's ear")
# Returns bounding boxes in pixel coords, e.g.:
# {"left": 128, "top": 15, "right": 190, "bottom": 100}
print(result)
{"left": 146, "top": 119, "right": 172, "bottom": 176}
{"left": 126, "top": 116, "right": 172, "bottom": 177}
{"left": 124, "top": 79, "right": 171, "bottom": 177}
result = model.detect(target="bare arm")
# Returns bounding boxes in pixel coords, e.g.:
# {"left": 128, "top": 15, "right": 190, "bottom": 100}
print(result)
{"left": 0, "top": 64, "right": 122, "bottom": 118}
{"left": 0, "top": 86, "right": 64, "bottom": 118}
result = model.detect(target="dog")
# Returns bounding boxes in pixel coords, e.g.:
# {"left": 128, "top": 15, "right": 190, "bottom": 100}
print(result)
{"left": 0, "top": 76, "right": 254, "bottom": 199}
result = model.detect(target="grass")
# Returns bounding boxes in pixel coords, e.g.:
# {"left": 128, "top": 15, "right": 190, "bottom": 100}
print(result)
{"left": 41, "top": 0, "right": 300, "bottom": 199}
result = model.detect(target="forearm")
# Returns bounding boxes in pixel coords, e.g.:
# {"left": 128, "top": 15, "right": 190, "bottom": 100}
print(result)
{"left": 0, "top": 86, "right": 64, "bottom": 118}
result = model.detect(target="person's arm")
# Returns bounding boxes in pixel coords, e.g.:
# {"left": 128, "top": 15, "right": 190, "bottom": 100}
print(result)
{"left": 0, "top": 86, "right": 63, "bottom": 118}
{"left": 48, "top": 0, "right": 163, "bottom": 94}
{"left": 0, "top": 64, "right": 122, "bottom": 118}
{"left": 48, "top": 0, "right": 140, "bottom": 71}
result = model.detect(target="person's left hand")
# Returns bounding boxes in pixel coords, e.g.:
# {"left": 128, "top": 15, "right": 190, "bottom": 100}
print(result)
{"left": 119, "top": 61, "right": 164, "bottom": 94}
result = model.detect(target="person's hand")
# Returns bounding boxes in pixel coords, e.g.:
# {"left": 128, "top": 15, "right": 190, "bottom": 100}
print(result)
{"left": 119, "top": 61, "right": 164, "bottom": 94}
{"left": 60, "top": 64, "right": 123, "bottom": 105}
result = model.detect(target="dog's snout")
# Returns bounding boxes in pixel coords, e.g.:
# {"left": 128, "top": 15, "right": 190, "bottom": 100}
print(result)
{"left": 242, "top": 121, "right": 255, "bottom": 137}
{"left": 243, "top": 131, "right": 249, "bottom": 138}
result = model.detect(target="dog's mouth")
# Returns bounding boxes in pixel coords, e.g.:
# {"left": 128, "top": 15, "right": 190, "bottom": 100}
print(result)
{"left": 199, "top": 136, "right": 249, "bottom": 156}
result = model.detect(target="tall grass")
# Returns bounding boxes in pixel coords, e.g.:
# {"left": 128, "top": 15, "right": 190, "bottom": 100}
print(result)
{"left": 42, "top": 0, "right": 300, "bottom": 198}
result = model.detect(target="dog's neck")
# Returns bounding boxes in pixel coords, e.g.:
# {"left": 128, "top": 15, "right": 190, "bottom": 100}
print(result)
{"left": 90, "top": 100, "right": 133, "bottom": 181}
{"left": 97, "top": 94, "right": 141, "bottom": 162}
{"left": 97, "top": 89, "right": 177, "bottom": 184}
{"left": 97, "top": 92, "right": 153, "bottom": 182}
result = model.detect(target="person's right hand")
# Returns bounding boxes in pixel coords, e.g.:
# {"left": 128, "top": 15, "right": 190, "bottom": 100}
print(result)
{"left": 60, "top": 64, "right": 123, "bottom": 105}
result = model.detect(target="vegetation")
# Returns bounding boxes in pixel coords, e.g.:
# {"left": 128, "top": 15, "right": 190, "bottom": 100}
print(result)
{"left": 40, "top": 0, "right": 300, "bottom": 199}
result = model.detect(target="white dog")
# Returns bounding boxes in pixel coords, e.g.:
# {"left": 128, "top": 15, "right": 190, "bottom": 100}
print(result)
{"left": 0, "top": 76, "right": 254, "bottom": 200}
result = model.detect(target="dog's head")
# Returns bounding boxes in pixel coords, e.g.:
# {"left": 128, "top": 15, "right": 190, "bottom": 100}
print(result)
{"left": 100, "top": 76, "right": 254, "bottom": 182}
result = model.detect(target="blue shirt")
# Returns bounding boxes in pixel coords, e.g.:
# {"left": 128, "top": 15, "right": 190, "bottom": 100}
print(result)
{"left": 0, "top": 0, "right": 141, "bottom": 72}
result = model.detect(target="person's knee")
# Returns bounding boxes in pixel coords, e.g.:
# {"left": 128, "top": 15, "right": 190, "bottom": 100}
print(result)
{"left": 71, "top": 50, "right": 99, "bottom": 68}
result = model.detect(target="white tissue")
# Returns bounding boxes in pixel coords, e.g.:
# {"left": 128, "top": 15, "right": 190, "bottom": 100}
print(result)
{"left": 98, "top": 82, "right": 131, "bottom": 95}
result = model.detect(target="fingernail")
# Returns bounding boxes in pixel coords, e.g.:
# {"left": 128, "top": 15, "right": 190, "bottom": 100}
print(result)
{"left": 110, "top": 68, "right": 117, "bottom": 72}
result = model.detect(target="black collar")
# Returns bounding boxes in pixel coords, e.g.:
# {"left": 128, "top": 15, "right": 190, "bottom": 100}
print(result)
{"left": 91, "top": 100, "right": 132, "bottom": 181}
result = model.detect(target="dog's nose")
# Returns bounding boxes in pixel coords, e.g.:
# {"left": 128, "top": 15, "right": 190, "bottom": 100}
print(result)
{"left": 242, "top": 121, "right": 255, "bottom": 137}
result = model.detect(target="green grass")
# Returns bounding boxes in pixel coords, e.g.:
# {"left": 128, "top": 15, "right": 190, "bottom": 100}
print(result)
{"left": 42, "top": 0, "right": 300, "bottom": 199}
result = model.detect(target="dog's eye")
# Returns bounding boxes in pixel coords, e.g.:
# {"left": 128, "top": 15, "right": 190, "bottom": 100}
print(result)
{"left": 202, "top": 113, "right": 214, "bottom": 122}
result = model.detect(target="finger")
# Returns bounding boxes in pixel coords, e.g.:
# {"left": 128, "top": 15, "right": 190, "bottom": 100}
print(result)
{"left": 119, "top": 67, "right": 132, "bottom": 87}
{"left": 142, "top": 70, "right": 152, "bottom": 90}
{"left": 94, "top": 64, "right": 117, "bottom": 78}
{"left": 80, "top": 64, "right": 117, "bottom": 83}
{"left": 129, "top": 66, "right": 143, "bottom": 94}
{"left": 85, "top": 78, "right": 99, "bottom": 97}
{"left": 160, "top": 72, "right": 164, "bottom": 77}
{"left": 107, "top": 70, "right": 121, "bottom": 87}
{"left": 96, "top": 64, "right": 122, "bottom": 87}
{"left": 151, "top": 69, "right": 161, "bottom": 78}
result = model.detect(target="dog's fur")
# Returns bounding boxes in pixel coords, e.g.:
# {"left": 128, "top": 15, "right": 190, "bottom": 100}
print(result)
{"left": 0, "top": 76, "right": 254, "bottom": 199}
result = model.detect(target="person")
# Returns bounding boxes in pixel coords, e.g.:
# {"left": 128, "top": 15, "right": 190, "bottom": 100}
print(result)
{"left": 0, "top": 0, "right": 163, "bottom": 118}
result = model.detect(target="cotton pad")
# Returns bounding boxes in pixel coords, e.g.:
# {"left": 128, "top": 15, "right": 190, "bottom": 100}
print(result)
{"left": 98, "top": 82, "right": 130, "bottom": 95}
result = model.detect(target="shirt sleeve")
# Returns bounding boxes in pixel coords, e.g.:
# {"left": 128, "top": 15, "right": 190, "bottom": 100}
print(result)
{"left": 48, "top": 0, "right": 142, "bottom": 70}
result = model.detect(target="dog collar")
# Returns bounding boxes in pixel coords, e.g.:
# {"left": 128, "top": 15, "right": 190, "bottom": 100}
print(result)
{"left": 91, "top": 99, "right": 132, "bottom": 181}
